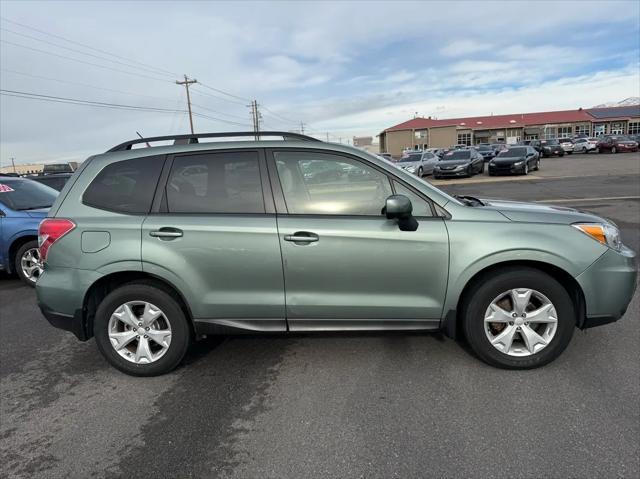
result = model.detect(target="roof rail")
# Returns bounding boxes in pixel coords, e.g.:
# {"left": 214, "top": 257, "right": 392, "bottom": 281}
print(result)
{"left": 107, "top": 131, "right": 321, "bottom": 152}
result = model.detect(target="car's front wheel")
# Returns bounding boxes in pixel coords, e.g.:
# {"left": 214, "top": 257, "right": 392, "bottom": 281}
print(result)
{"left": 462, "top": 267, "right": 575, "bottom": 369}
{"left": 15, "top": 240, "right": 43, "bottom": 287}
{"left": 612, "top": 146, "right": 617, "bottom": 154}
{"left": 94, "top": 283, "right": 191, "bottom": 376}
{"left": 417, "top": 167, "right": 423, "bottom": 177}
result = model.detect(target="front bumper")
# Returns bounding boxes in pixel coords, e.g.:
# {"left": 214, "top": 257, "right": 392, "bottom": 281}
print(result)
{"left": 488, "top": 163, "right": 525, "bottom": 175}
{"left": 576, "top": 246, "right": 637, "bottom": 328}
{"left": 433, "top": 168, "right": 466, "bottom": 177}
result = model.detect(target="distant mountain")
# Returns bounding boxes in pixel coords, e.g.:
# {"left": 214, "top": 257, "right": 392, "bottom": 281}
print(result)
{"left": 592, "top": 97, "right": 640, "bottom": 108}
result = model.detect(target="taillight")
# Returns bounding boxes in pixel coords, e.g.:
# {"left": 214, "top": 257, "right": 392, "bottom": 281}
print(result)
{"left": 38, "top": 218, "right": 75, "bottom": 262}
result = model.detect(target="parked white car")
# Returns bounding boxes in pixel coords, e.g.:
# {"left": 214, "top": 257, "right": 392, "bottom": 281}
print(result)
{"left": 558, "top": 138, "right": 574, "bottom": 154}
{"left": 573, "top": 137, "right": 598, "bottom": 153}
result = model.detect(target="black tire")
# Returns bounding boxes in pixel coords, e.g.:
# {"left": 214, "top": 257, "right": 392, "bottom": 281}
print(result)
{"left": 488, "top": 171, "right": 495, "bottom": 176}
{"left": 462, "top": 267, "right": 575, "bottom": 369}
{"left": 612, "top": 146, "right": 617, "bottom": 154}
{"left": 559, "top": 152, "right": 564, "bottom": 157}
{"left": 14, "top": 240, "right": 41, "bottom": 287}
{"left": 417, "top": 167, "right": 423, "bottom": 177}
{"left": 523, "top": 163, "right": 529, "bottom": 175}
{"left": 534, "top": 158, "right": 540, "bottom": 171}
{"left": 94, "top": 283, "right": 191, "bottom": 376}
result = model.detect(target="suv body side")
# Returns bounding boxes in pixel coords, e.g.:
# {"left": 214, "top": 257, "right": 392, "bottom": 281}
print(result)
{"left": 37, "top": 141, "right": 633, "bottom": 343}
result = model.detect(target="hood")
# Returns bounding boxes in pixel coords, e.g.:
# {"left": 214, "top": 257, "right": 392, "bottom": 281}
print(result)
{"left": 481, "top": 198, "right": 606, "bottom": 224}
{"left": 397, "top": 161, "right": 419, "bottom": 168}
{"left": 438, "top": 159, "right": 470, "bottom": 167}
{"left": 492, "top": 156, "right": 525, "bottom": 163}
{"left": 26, "top": 208, "right": 49, "bottom": 218}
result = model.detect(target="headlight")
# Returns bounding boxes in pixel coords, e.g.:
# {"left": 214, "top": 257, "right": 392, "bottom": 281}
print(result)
{"left": 514, "top": 160, "right": 524, "bottom": 166}
{"left": 405, "top": 166, "right": 416, "bottom": 172}
{"left": 454, "top": 165, "right": 465, "bottom": 171}
{"left": 572, "top": 223, "right": 622, "bottom": 251}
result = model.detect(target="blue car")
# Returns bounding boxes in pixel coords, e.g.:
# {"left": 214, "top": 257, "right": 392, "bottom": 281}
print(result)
{"left": 0, "top": 176, "right": 58, "bottom": 286}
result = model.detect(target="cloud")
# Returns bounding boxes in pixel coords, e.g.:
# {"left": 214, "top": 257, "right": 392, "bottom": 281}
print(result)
{"left": 440, "top": 40, "right": 492, "bottom": 57}
{"left": 0, "top": 0, "right": 638, "bottom": 162}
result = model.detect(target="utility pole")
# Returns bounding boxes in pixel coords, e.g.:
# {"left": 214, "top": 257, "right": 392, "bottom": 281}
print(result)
{"left": 299, "top": 122, "right": 305, "bottom": 134}
{"left": 10, "top": 157, "right": 16, "bottom": 173}
{"left": 250, "top": 100, "right": 260, "bottom": 140}
{"left": 326, "top": 132, "right": 330, "bottom": 142}
{"left": 176, "top": 74, "right": 197, "bottom": 134}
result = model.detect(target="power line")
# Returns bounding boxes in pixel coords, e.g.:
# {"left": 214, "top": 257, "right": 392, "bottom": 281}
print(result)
{"left": 198, "top": 81, "right": 251, "bottom": 102}
{"left": 260, "top": 105, "right": 300, "bottom": 125}
{"left": 0, "top": 16, "right": 179, "bottom": 77}
{"left": 190, "top": 102, "right": 249, "bottom": 121}
{"left": 1, "top": 39, "right": 174, "bottom": 83}
{"left": 189, "top": 87, "right": 247, "bottom": 106}
{"left": 1, "top": 89, "right": 252, "bottom": 127}
{"left": 0, "top": 68, "right": 171, "bottom": 102}
{"left": 0, "top": 27, "right": 176, "bottom": 78}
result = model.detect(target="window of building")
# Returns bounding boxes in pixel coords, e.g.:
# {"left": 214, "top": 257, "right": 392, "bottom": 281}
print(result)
{"left": 457, "top": 132, "right": 471, "bottom": 146}
{"left": 557, "top": 126, "right": 572, "bottom": 137}
{"left": 83, "top": 156, "right": 164, "bottom": 214}
{"left": 524, "top": 134, "right": 539, "bottom": 140}
{"left": 575, "top": 124, "right": 590, "bottom": 136}
{"left": 543, "top": 128, "right": 557, "bottom": 140}
{"left": 629, "top": 122, "right": 640, "bottom": 135}
{"left": 165, "top": 151, "right": 264, "bottom": 214}
{"left": 593, "top": 124, "right": 607, "bottom": 136}
{"left": 274, "top": 151, "right": 392, "bottom": 216}
{"left": 610, "top": 122, "right": 624, "bottom": 135}
{"left": 393, "top": 181, "right": 433, "bottom": 217}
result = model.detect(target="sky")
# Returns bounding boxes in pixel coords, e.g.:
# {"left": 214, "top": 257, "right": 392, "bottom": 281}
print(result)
{"left": 1, "top": 0, "right": 639, "bottom": 165}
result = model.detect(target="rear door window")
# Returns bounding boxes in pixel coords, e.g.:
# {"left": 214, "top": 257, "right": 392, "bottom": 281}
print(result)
{"left": 165, "top": 151, "right": 264, "bottom": 214}
{"left": 83, "top": 156, "right": 164, "bottom": 214}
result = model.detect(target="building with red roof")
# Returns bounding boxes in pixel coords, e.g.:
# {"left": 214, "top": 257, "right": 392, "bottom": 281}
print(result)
{"left": 379, "top": 105, "right": 640, "bottom": 156}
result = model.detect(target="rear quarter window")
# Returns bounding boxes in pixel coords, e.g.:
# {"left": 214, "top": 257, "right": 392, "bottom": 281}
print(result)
{"left": 83, "top": 156, "right": 164, "bottom": 214}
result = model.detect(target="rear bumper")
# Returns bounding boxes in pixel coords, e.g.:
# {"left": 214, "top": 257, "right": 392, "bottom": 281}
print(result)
{"left": 38, "top": 304, "right": 88, "bottom": 340}
{"left": 576, "top": 246, "right": 637, "bottom": 328}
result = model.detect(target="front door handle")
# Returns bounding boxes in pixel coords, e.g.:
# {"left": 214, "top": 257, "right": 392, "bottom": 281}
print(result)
{"left": 149, "top": 228, "right": 183, "bottom": 239}
{"left": 284, "top": 231, "right": 319, "bottom": 243}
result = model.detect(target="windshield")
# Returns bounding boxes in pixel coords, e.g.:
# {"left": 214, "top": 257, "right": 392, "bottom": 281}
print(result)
{"left": 0, "top": 178, "right": 58, "bottom": 210}
{"left": 399, "top": 153, "right": 422, "bottom": 162}
{"left": 442, "top": 150, "right": 471, "bottom": 160}
{"left": 498, "top": 147, "right": 527, "bottom": 157}
{"left": 477, "top": 145, "right": 492, "bottom": 151}
{"left": 541, "top": 139, "right": 558, "bottom": 145}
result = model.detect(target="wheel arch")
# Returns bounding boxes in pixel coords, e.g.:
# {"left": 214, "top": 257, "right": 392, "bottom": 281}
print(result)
{"left": 8, "top": 234, "right": 38, "bottom": 274}
{"left": 81, "top": 271, "right": 195, "bottom": 340}
{"left": 442, "top": 259, "right": 586, "bottom": 339}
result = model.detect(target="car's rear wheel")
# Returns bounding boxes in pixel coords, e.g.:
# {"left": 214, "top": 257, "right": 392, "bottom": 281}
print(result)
{"left": 462, "top": 267, "right": 575, "bottom": 369}
{"left": 94, "top": 283, "right": 191, "bottom": 376}
{"left": 15, "top": 240, "right": 43, "bottom": 287}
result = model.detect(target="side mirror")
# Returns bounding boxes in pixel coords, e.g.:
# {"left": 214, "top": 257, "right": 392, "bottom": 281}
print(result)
{"left": 383, "top": 195, "right": 418, "bottom": 231}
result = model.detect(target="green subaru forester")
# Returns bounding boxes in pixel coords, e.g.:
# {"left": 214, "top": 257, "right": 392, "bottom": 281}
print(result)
{"left": 36, "top": 132, "right": 637, "bottom": 376}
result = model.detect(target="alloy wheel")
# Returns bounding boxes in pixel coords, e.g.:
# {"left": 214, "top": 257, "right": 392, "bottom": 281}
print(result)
{"left": 484, "top": 288, "right": 558, "bottom": 357}
{"left": 20, "top": 247, "right": 43, "bottom": 283}
{"left": 108, "top": 301, "right": 172, "bottom": 364}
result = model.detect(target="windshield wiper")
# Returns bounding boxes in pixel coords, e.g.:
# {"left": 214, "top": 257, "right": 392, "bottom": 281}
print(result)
{"left": 455, "top": 195, "right": 485, "bottom": 207}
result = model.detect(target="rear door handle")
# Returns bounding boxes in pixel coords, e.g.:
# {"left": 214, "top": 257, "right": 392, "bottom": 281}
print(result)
{"left": 149, "top": 228, "right": 183, "bottom": 239}
{"left": 284, "top": 232, "right": 319, "bottom": 243}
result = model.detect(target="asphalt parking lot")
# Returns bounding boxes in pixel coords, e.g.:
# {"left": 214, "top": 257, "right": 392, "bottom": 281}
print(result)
{"left": 1, "top": 152, "right": 639, "bottom": 479}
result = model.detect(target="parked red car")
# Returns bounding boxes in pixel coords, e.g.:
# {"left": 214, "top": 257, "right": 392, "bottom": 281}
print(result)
{"left": 597, "top": 135, "right": 639, "bottom": 154}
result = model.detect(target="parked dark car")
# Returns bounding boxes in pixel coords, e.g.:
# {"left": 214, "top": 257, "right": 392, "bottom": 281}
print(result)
{"left": 476, "top": 144, "right": 496, "bottom": 161}
{"left": 596, "top": 135, "right": 639, "bottom": 154}
{"left": 42, "top": 163, "right": 74, "bottom": 174}
{"left": 30, "top": 173, "right": 73, "bottom": 191}
{"left": 538, "top": 139, "right": 564, "bottom": 157}
{"left": 433, "top": 148, "right": 484, "bottom": 179}
{"left": 379, "top": 153, "right": 393, "bottom": 160}
{"left": 488, "top": 146, "right": 540, "bottom": 176}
